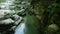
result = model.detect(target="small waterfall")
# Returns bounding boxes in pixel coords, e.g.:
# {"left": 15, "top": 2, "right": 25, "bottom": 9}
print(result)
{"left": 15, "top": 23, "right": 25, "bottom": 34}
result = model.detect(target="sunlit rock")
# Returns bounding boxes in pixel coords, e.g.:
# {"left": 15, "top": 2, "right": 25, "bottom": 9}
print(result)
{"left": 0, "top": 18, "right": 14, "bottom": 24}
{"left": 0, "top": 0, "right": 26, "bottom": 34}
{"left": 20, "top": 9, "right": 25, "bottom": 12}
{"left": 48, "top": 24, "right": 59, "bottom": 32}
{"left": 0, "top": 10, "right": 15, "bottom": 14}
{"left": 17, "top": 9, "right": 26, "bottom": 17}
{"left": 0, "top": 5, "right": 6, "bottom": 9}
{"left": 0, "top": 10, "right": 15, "bottom": 19}
{"left": 13, "top": 14, "right": 20, "bottom": 20}
{"left": 21, "top": 1, "right": 26, "bottom": 4}
{"left": 0, "top": 12, "right": 5, "bottom": 18}
{"left": 15, "top": 16, "right": 23, "bottom": 25}
{"left": 9, "top": 5, "right": 15, "bottom": 10}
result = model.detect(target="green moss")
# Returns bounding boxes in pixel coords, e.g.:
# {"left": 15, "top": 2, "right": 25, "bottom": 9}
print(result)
{"left": 15, "top": 9, "right": 20, "bottom": 14}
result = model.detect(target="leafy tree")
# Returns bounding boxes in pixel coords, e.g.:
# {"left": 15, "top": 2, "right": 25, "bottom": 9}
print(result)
{"left": 0, "top": 0, "right": 5, "bottom": 3}
{"left": 25, "top": 0, "right": 60, "bottom": 34}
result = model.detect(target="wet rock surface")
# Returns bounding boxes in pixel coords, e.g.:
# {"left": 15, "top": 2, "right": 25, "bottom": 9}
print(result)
{"left": 0, "top": 0, "right": 30, "bottom": 34}
{"left": 0, "top": 0, "right": 24, "bottom": 34}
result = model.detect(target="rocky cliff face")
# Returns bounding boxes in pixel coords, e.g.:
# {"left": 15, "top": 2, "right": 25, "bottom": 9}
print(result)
{"left": 0, "top": 10, "right": 23, "bottom": 34}
{"left": 0, "top": 0, "right": 23, "bottom": 34}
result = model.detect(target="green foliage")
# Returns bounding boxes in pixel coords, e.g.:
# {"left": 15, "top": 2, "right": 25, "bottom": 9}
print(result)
{"left": 26, "top": 0, "right": 60, "bottom": 34}
{"left": 15, "top": 10, "right": 20, "bottom": 14}
{"left": 0, "top": 0, "right": 3, "bottom": 2}
{"left": 0, "top": 0, "right": 5, "bottom": 3}
{"left": 25, "top": 14, "right": 40, "bottom": 34}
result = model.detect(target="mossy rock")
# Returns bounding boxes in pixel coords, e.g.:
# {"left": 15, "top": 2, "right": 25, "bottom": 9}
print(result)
{"left": 48, "top": 24, "right": 59, "bottom": 32}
